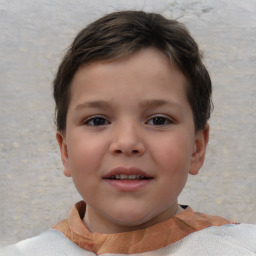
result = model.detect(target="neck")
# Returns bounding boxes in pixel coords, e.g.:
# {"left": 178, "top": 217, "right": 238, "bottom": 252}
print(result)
{"left": 83, "top": 203, "right": 183, "bottom": 234}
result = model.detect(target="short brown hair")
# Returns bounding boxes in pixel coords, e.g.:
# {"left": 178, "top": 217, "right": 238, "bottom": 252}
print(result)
{"left": 53, "top": 10, "right": 212, "bottom": 132}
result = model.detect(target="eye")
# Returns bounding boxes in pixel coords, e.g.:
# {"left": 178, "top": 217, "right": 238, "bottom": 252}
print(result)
{"left": 84, "top": 116, "right": 110, "bottom": 126}
{"left": 146, "top": 116, "right": 173, "bottom": 126}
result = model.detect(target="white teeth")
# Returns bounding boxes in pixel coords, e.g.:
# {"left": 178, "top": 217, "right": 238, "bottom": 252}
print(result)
{"left": 120, "top": 174, "right": 128, "bottom": 179}
{"left": 128, "top": 175, "right": 137, "bottom": 180}
{"left": 113, "top": 174, "right": 145, "bottom": 180}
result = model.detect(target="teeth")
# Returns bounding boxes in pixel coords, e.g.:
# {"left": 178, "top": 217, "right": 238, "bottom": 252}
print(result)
{"left": 112, "top": 174, "right": 145, "bottom": 180}
{"left": 120, "top": 174, "right": 128, "bottom": 179}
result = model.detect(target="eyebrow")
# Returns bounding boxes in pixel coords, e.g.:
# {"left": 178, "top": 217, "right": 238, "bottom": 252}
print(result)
{"left": 75, "top": 99, "right": 183, "bottom": 111}
{"left": 75, "top": 100, "right": 111, "bottom": 111}
{"left": 140, "top": 99, "right": 183, "bottom": 111}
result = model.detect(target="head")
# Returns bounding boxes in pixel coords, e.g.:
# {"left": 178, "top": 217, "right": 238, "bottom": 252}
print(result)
{"left": 54, "top": 11, "right": 212, "bottom": 234}
{"left": 53, "top": 10, "right": 212, "bottom": 133}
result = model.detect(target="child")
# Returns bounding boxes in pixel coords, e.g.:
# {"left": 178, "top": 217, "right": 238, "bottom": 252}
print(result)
{"left": 1, "top": 10, "right": 255, "bottom": 256}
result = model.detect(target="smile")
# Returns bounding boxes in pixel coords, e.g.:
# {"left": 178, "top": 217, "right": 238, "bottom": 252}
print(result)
{"left": 103, "top": 167, "right": 153, "bottom": 180}
{"left": 107, "top": 174, "right": 152, "bottom": 180}
{"left": 103, "top": 167, "right": 153, "bottom": 191}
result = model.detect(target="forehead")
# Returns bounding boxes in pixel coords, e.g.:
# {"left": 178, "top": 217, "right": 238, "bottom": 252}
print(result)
{"left": 69, "top": 47, "right": 190, "bottom": 110}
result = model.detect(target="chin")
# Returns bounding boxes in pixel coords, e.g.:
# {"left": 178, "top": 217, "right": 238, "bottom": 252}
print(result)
{"left": 110, "top": 208, "right": 153, "bottom": 227}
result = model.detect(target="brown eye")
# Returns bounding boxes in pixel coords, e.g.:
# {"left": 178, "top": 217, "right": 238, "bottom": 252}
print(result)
{"left": 85, "top": 116, "right": 110, "bottom": 126}
{"left": 152, "top": 117, "right": 166, "bottom": 125}
{"left": 146, "top": 115, "right": 172, "bottom": 126}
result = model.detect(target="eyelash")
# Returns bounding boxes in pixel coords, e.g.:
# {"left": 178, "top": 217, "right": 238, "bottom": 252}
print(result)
{"left": 146, "top": 115, "right": 173, "bottom": 126}
{"left": 84, "top": 116, "right": 110, "bottom": 126}
{"left": 83, "top": 115, "right": 173, "bottom": 127}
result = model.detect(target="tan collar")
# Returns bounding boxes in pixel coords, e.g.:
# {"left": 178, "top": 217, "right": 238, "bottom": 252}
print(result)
{"left": 53, "top": 201, "right": 233, "bottom": 254}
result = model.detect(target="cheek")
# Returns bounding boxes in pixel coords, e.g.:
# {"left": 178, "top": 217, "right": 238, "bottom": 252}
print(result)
{"left": 66, "top": 134, "right": 106, "bottom": 201}
{"left": 153, "top": 133, "right": 194, "bottom": 173}
{"left": 67, "top": 133, "right": 106, "bottom": 176}
{"left": 156, "top": 136, "right": 192, "bottom": 199}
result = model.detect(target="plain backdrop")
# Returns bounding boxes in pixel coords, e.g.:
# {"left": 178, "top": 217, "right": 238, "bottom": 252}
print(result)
{"left": 0, "top": 0, "right": 255, "bottom": 246}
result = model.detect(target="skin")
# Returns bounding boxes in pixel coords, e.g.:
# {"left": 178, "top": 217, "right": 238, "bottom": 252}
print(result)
{"left": 57, "top": 47, "right": 209, "bottom": 234}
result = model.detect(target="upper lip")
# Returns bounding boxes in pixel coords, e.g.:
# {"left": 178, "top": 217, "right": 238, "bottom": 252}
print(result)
{"left": 103, "top": 167, "right": 152, "bottom": 179}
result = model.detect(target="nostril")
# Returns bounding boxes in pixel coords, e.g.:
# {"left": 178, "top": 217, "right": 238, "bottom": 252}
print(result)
{"left": 114, "top": 149, "right": 139, "bottom": 154}
{"left": 110, "top": 141, "right": 145, "bottom": 156}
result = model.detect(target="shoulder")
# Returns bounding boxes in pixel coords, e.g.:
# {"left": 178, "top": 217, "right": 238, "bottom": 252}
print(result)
{"left": 0, "top": 229, "right": 94, "bottom": 256}
{"left": 170, "top": 223, "right": 256, "bottom": 255}
{"left": 155, "top": 224, "right": 256, "bottom": 256}
{"left": 204, "top": 223, "right": 256, "bottom": 245}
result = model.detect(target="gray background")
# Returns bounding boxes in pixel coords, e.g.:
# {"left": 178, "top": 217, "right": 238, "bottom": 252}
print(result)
{"left": 0, "top": 0, "right": 255, "bottom": 246}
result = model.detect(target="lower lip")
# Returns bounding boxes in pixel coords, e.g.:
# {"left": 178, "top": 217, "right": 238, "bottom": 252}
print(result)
{"left": 103, "top": 179, "right": 152, "bottom": 192}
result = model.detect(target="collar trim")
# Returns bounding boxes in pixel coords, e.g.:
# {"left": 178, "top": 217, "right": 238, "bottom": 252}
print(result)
{"left": 53, "top": 201, "right": 234, "bottom": 254}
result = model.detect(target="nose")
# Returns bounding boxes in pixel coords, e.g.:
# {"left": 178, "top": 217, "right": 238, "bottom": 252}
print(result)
{"left": 109, "top": 123, "right": 145, "bottom": 156}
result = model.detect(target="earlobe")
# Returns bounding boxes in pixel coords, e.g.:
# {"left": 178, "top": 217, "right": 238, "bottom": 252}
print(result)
{"left": 56, "top": 131, "right": 72, "bottom": 177}
{"left": 189, "top": 124, "right": 210, "bottom": 175}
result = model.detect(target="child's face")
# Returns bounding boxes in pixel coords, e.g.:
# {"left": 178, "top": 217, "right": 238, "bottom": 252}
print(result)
{"left": 57, "top": 47, "right": 209, "bottom": 233}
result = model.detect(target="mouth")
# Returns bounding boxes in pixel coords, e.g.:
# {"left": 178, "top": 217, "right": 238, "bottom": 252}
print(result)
{"left": 103, "top": 167, "right": 153, "bottom": 180}
{"left": 103, "top": 167, "right": 153, "bottom": 191}
{"left": 106, "top": 174, "right": 152, "bottom": 180}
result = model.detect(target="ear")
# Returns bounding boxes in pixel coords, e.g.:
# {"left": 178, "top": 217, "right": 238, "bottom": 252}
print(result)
{"left": 189, "top": 124, "right": 210, "bottom": 175}
{"left": 56, "top": 131, "right": 71, "bottom": 177}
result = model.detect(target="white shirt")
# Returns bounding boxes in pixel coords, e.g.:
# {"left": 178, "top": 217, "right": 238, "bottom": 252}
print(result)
{"left": 1, "top": 224, "right": 256, "bottom": 255}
